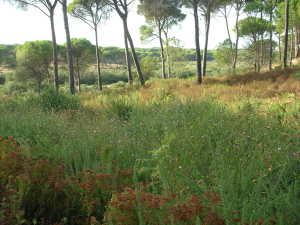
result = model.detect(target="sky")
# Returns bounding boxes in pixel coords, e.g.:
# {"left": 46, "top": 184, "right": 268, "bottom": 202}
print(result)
{"left": 0, "top": 2, "right": 241, "bottom": 50}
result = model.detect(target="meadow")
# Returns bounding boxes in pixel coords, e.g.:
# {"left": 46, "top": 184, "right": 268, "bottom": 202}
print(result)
{"left": 0, "top": 67, "right": 300, "bottom": 225}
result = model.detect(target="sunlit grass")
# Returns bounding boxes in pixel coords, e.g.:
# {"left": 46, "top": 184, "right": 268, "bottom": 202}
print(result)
{"left": 0, "top": 68, "right": 300, "bottom": 224}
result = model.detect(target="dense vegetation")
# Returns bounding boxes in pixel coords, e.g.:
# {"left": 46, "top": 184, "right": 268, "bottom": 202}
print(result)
{"left": 1, "top": 68, "right": 300, "bottom": 225}
{"left": 1, "top": 0, "right": 300, "bottom": 225}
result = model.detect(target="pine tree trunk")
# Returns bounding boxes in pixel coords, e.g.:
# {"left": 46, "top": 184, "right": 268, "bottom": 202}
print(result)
{"left": 50, "top": 12, "right": 59, "bottom": 92}
{"left": 123, "top": 21, "right": 133, "bottom": 84}
{"left": 193, "top": 2, "right": 202, "bottom": 84}
{"left": 163, "top": 30, "right": 171, "bottom": 78}
{"left": 62, "top": 0, "right": 75, "bottom": 94}
{"left": 283, "top": 0, "right": 289, "bottom": 68}
{"left": 269, "top": 8, "right": 273, "bottom": 71}
{"left": 123, "top": 19, "right": 145, "bottom": 86}
{"left": 223, "top": 6, "right": 234, "bottom": 66}
{"left": 94, "top": 26, "right": 102, "bottom": 90}
{"left": 279, "top": 33, "right": 282, "bottom": 62}
{"left": 233, "top": 4, "right": 240, "bottom": 72}
{"left": 76, "top": 58, "right": 81, "bottom": 93}
{"left": 158, "top": 26, "right": 166, "bottom": 79}
{"left": 290, "top": 27, "right": 294, "bottom": 66}
{"left": 202, "top": 9, "right": 211, "bottom": 77}
{"left": 294, "top": 28, "right": 299, "bottom": 58}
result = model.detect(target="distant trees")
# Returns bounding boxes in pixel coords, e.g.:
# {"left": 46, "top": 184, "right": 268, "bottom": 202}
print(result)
{"left": 71, "top": 38, "right": 94, "bottom": 92}
{"left": 238, "top": 16, "right": 271, "bottom": 71}
{"left": 214, "top": 39, "right": 235, "bottom": 66}
{"left": 219, "top": 0, "right": 245, "bottom": 72}
{"left": 4, "top": 0, "right": 300, "bottom": 92}
{"left": 16, "top": 41, "right": 52, "bottom": 92}
{"left": 68, "top": 0, "right": 111, "bottom": 90}
{"left": 0, "top": 44, "right": 16, "bottom": 67}
{"left": 13, "top": 0, "right": 60, "bottom": 91}
{"left": 138, "top": 0, "right": 185, "bottom": 79}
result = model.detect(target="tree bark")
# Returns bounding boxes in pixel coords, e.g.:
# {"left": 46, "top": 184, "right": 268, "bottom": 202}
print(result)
{"left": 158, "top": 26, "right": 167, "bottom": 79}
{"left": 233, "top": 3, "right": 240, "bottom": 72}
{"left": 290, "top": 27, "right": 294, "bottom": 66}
{"left": 193, "top": 2, "right": 202, "bottom": 84}
{"left": 123, "top": 21, "right": 133, "bottom": 85}
{"left": 76, "top": 58, "right": 81, "bottom": 92}
{"left": 202, "top": 8, "right": 211, "bottom": 77}
{"left": 163, "top": 30, "right": 171, "bottom": 78}
{"left": 112, "top": 0, "right": 144, "bottom": 86}
{"left": 223, "top": 6, "right": 234, "bottom": 66}
{"left": 94, "top": 26, "right": 102, "bottom": 90}
{"left": 269, "top": 8, "right": 273, "bottom": 71}
{"left": 259, "top": 10, "right": 263, "bottom": 70}
{"left": 283, "top": 0, "right": 289, "bottom": 68}
{"left": 123, "top": 19, "right": 145, "bottom": 86}
{"left": 279, "top": 33, "right": 282, "bottom": 62}
{"left": 62, "top": 0, "right": 75, "bottom": 94}
{"left": 295, "top": 28, "right": 299, "bottom": 58}
{"left": 50, "top": 12, "right": 59, "bottom": 92}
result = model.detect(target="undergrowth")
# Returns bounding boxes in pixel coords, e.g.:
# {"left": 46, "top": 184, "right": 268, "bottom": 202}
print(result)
{"left": 0, "top": 68, "right": 300, "bottom": 225}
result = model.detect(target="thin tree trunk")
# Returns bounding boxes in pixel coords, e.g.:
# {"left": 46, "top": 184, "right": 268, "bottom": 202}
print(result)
{"left": 163, "top": 30, "right": 171, "bottom": 78}
{"left": 123, "top": 21, "right": 133, "bottom": 84}
{"left": 294, "top": 28, "right": 299, "bottom": 58}
{"left": 50, "top": 12, "right": 59, "bottom": 92}
{"left": 279, "top": 33, "right": 282, "bottom": 62}
{"left": 94, "top": 26, "right": 102, "bottom": 90}
{"left": 193, "top": 2, "right": 202, "bottom": 84}
{"left": 158, "top": 26, "right": 166, "bottom": 79}
{"left": 62, "top": 0, "right": 75, "bottom": 94}
{"left": 259, "top": 10, "right": 263, "bottom": 70}
{"left": 123, "top": 19, "right": 145, "bottom": 86}
{"left": 269, "top": 8, "right": 273, "bottom": 71}
{"left": 253, "top": 36, "right": 258, "bottom": 72}
{"left": 223, "top": 6, "right": 234, "bottom": 65}
{"left": 76, "top": 58, "right": 81, "bottom": 92}
{"left": 233, "top": 4, "right": 240, "bottom": 72}
{"left": 283, "top": 0, "right": 289, "bottom": 68}
{"left": 202, "top": 9, "right": 211, "bottom": 77}
{"left": 290, "top": 27, "right": 294, "bottom": 66}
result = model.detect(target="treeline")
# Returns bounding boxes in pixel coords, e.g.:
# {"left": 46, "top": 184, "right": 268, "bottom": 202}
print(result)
{"left": 0, "top": 44, "right": 211, "bottom": 69}
{"left": 0, "top": 0, "right": 296, "bottom": 94}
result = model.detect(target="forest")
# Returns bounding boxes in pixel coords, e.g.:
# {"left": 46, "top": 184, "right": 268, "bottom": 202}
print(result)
{"left": 0, "top": 0, "right": 300, "bottom": 225}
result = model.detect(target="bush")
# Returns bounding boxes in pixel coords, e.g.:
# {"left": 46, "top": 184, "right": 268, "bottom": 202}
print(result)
{"left": 109, "top": 81, "right": 128, "bottom": 89}
{"left": 4, "top": 81, "right": 28, "bottom": 95}
{"left": 0, "top": 73, "right": 5, "bottom": 85}
{"left": 31, "top": 88, "right": 81, "bottom": 112}
{"left": 107, "top": 96, "right": 134, "bottom": 121}
{"left": 82, "top": 70, "right": 128, "bottom": 86}
{"left": 0, "top": 136, "right": 111, "bottom": 225}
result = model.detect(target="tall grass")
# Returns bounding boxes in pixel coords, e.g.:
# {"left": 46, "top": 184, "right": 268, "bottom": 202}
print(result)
{"left": 0, "top": 69, "right": 300, "bottom": 224}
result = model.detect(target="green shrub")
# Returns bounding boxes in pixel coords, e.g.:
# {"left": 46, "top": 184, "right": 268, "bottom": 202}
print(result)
{"left": 31, "top": 88, "right": 81, "bottom": 112}
{"left": 107, "top": 96, "right": 134, "bottom": 121}
{"left": 109, "top": 81, "right": 127, "bottom": 89}
{"left": 4, "top": 81, "right": 28, "bottom": 95}
{"left": 0, "top": 73, "right": 5, "bottom": 85}
{"left": 82, "top": 70, "right": 128, "bottom": 85}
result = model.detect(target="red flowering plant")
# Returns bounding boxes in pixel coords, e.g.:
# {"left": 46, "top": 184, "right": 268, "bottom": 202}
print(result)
{"left": 104, "top": 187, "right": 225, "bottom": 225}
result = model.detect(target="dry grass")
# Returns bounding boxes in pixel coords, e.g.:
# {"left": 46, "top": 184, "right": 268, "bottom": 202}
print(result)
{"left": 139, "top": 68, "right": 300, "bottom": 103}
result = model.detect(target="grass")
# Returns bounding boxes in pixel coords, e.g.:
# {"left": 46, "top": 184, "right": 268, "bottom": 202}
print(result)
{"left": 0, "top": 68, "right": 300, "bottom": 225}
